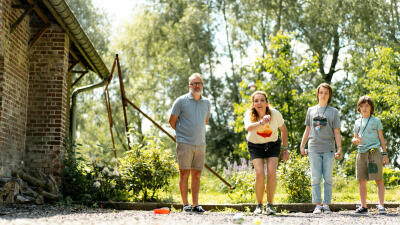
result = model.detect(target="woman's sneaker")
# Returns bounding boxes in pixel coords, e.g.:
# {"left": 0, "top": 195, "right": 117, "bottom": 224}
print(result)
{"left": 313, "top": 205, "right": 323, "bottom": 214}
{"left": 322, "top": 204, "right": 332, "bottom": 214}
{"left": 192, "top": 205, "right": 206, "bottom": 214}
{"left": 254, "top": 203, "right": 263, "bottom": 215}
{"left": 183, "top": 205, "right": 192, "bottom": 213}
{"left": 377, "top": 205, "right": 387, "bottom": 215}
{"left": 265, "top": 203, "right": 276, "bottom": 215}
{"left": 355, "top": 206, "right": 368, "bottom": 214}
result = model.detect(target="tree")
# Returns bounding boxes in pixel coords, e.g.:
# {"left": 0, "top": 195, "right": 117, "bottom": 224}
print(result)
{"left": 65, "top": 0, "right": 110, "bottom": 56}
{"left": 347, "top": 0, "right": 400, "bottom": 52}
{"left": 234, "top": 32, "right": 320, "bottom": 158}
{"left": 65, "top": 0, "right": 124, "bottom": 156}
{"left": 345, "top": 47, "right": 400, "bottom": 167}
{"left": 112, "top": 1, "right": 214, "bottom": 148}
{"left": 289, "top": 0, "right": 350, "bottom": 84}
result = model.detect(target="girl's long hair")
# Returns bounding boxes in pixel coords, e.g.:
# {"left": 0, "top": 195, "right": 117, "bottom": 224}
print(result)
{"left": 250, "top": 91, "right": 271, "bottom": 122}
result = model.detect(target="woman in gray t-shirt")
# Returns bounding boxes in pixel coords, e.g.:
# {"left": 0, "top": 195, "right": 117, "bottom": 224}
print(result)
{"left": 300, "top": 83, "right": 342, "bottom": 214}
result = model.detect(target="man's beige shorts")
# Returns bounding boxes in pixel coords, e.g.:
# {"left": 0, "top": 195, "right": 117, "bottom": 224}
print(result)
{"left": 356, "top": 148, "right": 383, "bottom": 180}
{"left": 176, "top": 142, "right": 206, "bottom": 171}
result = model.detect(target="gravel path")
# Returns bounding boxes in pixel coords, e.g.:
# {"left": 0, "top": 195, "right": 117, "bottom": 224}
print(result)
{"left": 0, "top": 205, "right": 399, "bottom": 225}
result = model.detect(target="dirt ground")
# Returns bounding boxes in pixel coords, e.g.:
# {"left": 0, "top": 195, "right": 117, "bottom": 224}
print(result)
{"left": 0, "top": 205, "right": 399, "bottom": 225}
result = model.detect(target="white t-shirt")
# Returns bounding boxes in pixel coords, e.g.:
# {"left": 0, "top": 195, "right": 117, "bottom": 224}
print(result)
{"left": 244, "top": 108, "right": 284, "bottom": 144}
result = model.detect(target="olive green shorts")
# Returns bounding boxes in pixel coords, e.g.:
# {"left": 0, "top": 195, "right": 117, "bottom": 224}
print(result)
{"left": 176, "top": 142, "right": 206, "bottom": 171}
{"left": 356, "top": 148, "right": 383, "bottom": 181}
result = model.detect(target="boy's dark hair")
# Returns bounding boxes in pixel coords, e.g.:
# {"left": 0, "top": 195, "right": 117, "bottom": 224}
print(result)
{"left": 357, "top": 96, "right": 375, "bottom": 115}
{"left": 316, "top": 83, "right": 333, "bottom": 104}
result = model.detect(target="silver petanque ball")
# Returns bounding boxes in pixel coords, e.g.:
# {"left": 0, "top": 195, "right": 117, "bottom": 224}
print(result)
{"left": 232, "top": 213, "right": 245, "bottom": 224}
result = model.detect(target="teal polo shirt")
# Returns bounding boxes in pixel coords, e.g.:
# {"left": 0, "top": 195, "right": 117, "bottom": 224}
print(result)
{"left": 171, "top": 93, "right": 211, "bottom": 146}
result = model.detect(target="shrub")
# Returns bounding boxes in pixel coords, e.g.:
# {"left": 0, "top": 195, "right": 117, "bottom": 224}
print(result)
{"left": 85, "top": 156, "right": 125, "bottom": 201}
{"left": 62, "top": 146, "right": 91, "bottom": 202}
{"left": 340, "top": 151, "right": 357, "bottom": 177}
{"left": 383, "top": 167, "right": 400, "bottom": 187}
{"left": 120, "top": 136, "right": 178, "bottom": 201}
{"left": 62, "top": 141, "right": 126, "bottom": 204}
{"left": 223, "top": 158, "right": 256, "bottom": 203}
{"left": 278, "top": 151, "right": 311, "bottom": 203}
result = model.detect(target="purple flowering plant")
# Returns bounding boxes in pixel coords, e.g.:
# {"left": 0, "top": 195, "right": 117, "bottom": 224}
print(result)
{"left": 223, "top": 158, "right": 257, "bottom": 203}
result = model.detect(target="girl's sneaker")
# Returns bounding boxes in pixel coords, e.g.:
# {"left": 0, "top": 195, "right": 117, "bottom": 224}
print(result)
{"left": 253, "top": 203, "right": 263, "bottom": 215}
{"left": 322, "top": 204, "right": 332, "bottom": 214}
{"left": 265, "top": 203, "right": 276, "bottom": 215}
{"left": 313, "top": 205, "right": 323, "bottom": 214}
{"left": 377, "top": 205, "right": 387, "bottom": 215}
{"left": 355, "top": 206, "right": 368, "bottom": 214}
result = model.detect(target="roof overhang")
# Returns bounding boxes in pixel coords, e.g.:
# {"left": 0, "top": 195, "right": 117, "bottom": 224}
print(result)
{"left": 26, "top": 0, "right": 109, "bottom": 79}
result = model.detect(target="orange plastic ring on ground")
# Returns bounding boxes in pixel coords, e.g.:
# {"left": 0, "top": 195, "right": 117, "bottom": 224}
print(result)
{"left": 153, "top": 208, "right": 170, "bottom": 214}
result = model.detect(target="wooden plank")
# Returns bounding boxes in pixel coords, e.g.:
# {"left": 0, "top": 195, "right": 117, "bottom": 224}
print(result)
{"left": 29, "top": 24, "right": 50, "bottom": 49}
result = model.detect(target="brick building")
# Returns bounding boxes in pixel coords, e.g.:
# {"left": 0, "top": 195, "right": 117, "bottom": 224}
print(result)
{"left": 0, "top": 0, "right": 108, "bottom": 182}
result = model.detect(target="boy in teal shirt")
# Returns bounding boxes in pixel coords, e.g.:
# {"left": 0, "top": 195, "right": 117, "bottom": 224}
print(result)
{"left": 352, "top": 96, "right": 389, "bottom": 214}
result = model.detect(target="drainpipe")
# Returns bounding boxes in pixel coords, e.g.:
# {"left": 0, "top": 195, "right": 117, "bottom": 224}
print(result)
{"left": 70, "top": 79, "right": 108, "bottom": 146}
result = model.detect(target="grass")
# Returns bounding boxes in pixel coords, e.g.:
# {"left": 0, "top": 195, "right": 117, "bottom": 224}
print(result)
{"left": 157, "top": 169, "right": 400, "bottom": 204}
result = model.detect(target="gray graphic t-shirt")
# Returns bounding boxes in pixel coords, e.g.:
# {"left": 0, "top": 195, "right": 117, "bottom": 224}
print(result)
{"left": 305, "top": 105, "right": 341, "bottom": 153}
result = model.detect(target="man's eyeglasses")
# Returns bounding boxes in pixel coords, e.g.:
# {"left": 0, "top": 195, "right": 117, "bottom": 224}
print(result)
{"left": 190, "top": 82, "right": 203, "bottom": 87}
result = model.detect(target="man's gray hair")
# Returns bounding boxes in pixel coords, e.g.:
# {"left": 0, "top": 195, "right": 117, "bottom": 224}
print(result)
{"left": 188, "top": 73, "right": 203, "bottom": 84}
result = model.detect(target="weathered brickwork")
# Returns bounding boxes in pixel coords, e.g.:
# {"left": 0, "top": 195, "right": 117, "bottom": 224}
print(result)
{"left": 0, "top": 0, "right": 30, "bottom": 177}
{"left": 0, "top": 0, "right": 70, "bottom": 183}
{"left": 26, "top": 24, "right": 70, "bottom": 182}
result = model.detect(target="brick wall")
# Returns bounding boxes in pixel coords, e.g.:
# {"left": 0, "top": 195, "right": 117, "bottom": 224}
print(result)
{"left": 26, "top": 22, "right": 70, "bottom": 183}
{"left": 0, "top": 0, "right": 30, "bottom": 177}
{"left": 0, "top": 1, "right": 70, "bottom": 183}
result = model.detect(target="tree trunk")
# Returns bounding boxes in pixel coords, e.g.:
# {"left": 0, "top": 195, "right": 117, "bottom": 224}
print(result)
{"left": 222, "top": 0, "right": 240, "bottom": 103}
{"left": 274, "top": 0, "right": 283, "bottom": 35}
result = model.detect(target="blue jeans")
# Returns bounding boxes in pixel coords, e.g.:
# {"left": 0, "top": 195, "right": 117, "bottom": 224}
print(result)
{"left": 309, "top": 151, "right": 335, "bottom": 204}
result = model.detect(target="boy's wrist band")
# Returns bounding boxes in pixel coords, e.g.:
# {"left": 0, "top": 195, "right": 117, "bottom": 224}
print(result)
{"left": 381, "top": 152, "right": 387, "bottom": 156}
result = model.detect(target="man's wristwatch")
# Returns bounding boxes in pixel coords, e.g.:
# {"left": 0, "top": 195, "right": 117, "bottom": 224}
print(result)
{"left": 282, "top": 146, "right": 288, "bottom": 151}
{"left": 381, "top": 152, "right": 388, "bottom": 156}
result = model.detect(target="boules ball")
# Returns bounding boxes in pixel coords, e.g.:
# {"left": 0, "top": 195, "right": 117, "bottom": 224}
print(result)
{"left": 232, "top": 213, "right": 245, "bottom": 224}
{"left": 253, "top": 217, "right": 262, "bottom": 224}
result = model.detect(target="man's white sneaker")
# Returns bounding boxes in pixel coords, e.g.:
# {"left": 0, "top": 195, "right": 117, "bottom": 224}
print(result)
{"left": 313, "top": 205, "right": 323, "bottom": 214}
{"left": 183, "top": 205, "right": 192, "bottom": 213}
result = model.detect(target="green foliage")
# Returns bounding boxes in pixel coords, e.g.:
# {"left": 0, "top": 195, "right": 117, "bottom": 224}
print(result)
{"left": 67, "top": 1, "right": 400, "bottom": 195}
{"left": 222, "top": 159, "right": 255, "bottom": 203}
{"left": 62, "top": 141, "right": 126, "bottom": 204}
{"left": 383, "top": 167, "right": 400, "bottom": 187}
{"left": 340, "top": 151, "right": 357, "bottom": 178}
{"left": 346, "top": 47, "right": 400, "bottom": 167}
{"left": 278, "top": 152, "right": 311, "bottom": 203}
{"left": 234, "top": 32, "right": 319, "bottom": 158}
{"left": 62, "top": 142, "right": 91, "bottom": 202}
{"left": 65, "top": 0, "right": 110, "bottom": 56}
{"left": 120, "top": 136, "right": 178, "bottom": 201}
{"left": 86, "top": 156, "right": 125, "bottom": 201}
